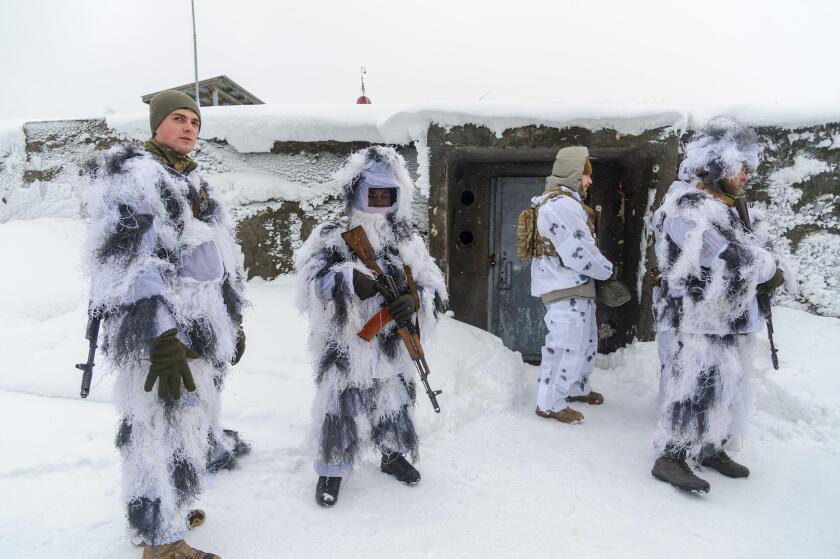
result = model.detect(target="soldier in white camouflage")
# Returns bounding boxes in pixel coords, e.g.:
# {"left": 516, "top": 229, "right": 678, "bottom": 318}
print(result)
{"left": 85, "top": 91, "right": 247, "bottom": 559}
{"left": 530, "top": 146, "right": 614, "bottom": 424}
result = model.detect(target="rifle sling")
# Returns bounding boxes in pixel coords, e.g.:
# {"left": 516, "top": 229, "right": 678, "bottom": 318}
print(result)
{"left": 403, "top": 265, "right": 421, "bottom": 338}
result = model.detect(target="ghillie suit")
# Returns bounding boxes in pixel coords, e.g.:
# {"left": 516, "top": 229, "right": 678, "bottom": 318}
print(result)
{"left": 652, "top": 119, "right": 793, "bottom": 463}
{"left": 530, "top": 147, "right": 613, "bottom": 416}
{"left": 85, "top": 144, "right": 245, "bottom": 545}
{"left": 295, "top": 146, "right": 448, "bottom": 478}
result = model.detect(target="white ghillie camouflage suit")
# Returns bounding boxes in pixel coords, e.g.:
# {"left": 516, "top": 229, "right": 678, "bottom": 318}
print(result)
{"left": 85, "top": 145, "right": 245, "bottom": 545}
{"left": 652, "top": 120, "right": 794, "bottom": 462}
{"left": 530, "top": 146, "right": 614, "bottom": 413}
{"left": 295, "top": 146, "right": 448, "bottom": 477}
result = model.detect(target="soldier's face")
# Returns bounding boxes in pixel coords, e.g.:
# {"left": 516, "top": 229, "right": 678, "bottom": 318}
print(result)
{"left": 722, "top": 166, "right": 749, "bottom": 196}
{"left": 581, "top": 174, "right": 593, "bottom": 196}
{"left": 368, "top": 187, "right": 396, "bottom": 208}
{"left": 154, "top": 109, "right": 200, "bottom": 154}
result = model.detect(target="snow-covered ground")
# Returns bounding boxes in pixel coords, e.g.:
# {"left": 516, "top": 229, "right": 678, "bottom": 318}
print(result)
{"left": 1, "top": 217, "right": 839, "bottom": 559}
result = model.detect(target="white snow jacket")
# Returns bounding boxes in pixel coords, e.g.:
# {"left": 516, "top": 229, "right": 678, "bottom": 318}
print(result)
{"left": 85, "top": 145, "right": 245, "bottom": 371}
{"left": 530, "top": 186, "right": 614, "bottom": 298}
{"left": 296, "top": 147, "right": 448, "bottom": 384}
{"left": 652, "top": 180, "right": 780, "bottom": 335}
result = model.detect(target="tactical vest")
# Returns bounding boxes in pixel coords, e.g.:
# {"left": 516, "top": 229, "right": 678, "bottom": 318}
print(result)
{"left": 516, "top": 188, "right": 596, "bottom": 260}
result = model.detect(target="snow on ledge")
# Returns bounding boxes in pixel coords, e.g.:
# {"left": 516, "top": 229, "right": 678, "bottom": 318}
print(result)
{"left": 96, "top": 101, "right": 840, "bottom": 154}
{"left": 107, "top": 102, "right": 689, "bottom": 153}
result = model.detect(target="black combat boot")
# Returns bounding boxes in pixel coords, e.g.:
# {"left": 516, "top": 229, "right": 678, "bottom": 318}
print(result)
{"left": 652, "top": 452, "right": 711, "bottom": 493}
{"left": 701, "top": 450, "right": 750, "bottom": 478}
{"left": 380, "top": 452, "right": 421, "bottom": 485}
{"left": 315, "top": 476, "right": 342, "bottom": 507}
{"left": 207, "top": 429, "right": 251, "bottom": 473}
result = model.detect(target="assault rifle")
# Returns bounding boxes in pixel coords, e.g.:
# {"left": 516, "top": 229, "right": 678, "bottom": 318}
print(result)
{"left": 341, "top": 226, "right": 443, "bottom": 413}
{"left": 75, "top": 302, "right": 103, "bottom": 398}
{"left": 734, "top": 197, "right": 780, "bottom": 370}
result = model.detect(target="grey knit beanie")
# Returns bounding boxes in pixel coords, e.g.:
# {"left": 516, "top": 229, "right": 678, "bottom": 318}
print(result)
{"left": 149, "top": 90, "right": 201, "bottom": 135}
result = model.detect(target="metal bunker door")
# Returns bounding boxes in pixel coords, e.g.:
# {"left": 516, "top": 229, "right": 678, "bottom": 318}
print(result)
{"left": 489, "top": 177, "right": 547, "bottom": 363}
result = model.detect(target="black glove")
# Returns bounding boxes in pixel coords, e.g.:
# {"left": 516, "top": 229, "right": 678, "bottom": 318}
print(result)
{"left": 144, "top": 329, "right": 199, "bottom": 400}
{"left": 758, "top": 269, "right": 785, "bottom": 294}
{"left": 389, "top": 293, "right": 416, "bottom": 325}
{"left": 231, "top": 326, "right": 246, "bottom": 366}
{"left": 353, "top": 269, "right": 378, "bottom": 300}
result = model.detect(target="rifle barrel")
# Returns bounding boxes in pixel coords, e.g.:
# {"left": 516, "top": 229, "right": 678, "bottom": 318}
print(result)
{"left": 415, "top": 356, "right": 441, "bottom": 413}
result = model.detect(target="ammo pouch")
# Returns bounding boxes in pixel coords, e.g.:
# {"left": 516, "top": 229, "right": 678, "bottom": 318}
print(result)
{"left": 595, "top": 279, "right": 632, "bottom": 308}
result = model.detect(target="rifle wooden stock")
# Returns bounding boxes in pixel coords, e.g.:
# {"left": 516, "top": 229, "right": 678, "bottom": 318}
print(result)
{"left": 397, "top": 325, "right": 424, "bottom": 360}
{"left": 341, "top": 226, "right": 383, "bottom": 277}
{"left": 404, "top": 265, "right": 420, "bottom": 308}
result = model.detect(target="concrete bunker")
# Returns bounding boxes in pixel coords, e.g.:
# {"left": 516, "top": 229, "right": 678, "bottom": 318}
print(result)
{"left": 426, "top": 124, "right": 679, "bottom": 361}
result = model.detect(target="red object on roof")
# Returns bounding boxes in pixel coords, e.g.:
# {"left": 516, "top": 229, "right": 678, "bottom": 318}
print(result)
{"left": 356, "top": 95, "right": 372, "bottom": 104}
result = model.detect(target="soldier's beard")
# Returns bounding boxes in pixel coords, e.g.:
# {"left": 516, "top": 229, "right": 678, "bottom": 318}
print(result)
{"left": 721, "top": 180, "right": 744, "bottom": 198}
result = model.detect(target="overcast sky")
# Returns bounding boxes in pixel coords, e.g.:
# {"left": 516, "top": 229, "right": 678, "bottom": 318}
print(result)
{"left": 2, "top": 0, "right": 839, "bottom": 120}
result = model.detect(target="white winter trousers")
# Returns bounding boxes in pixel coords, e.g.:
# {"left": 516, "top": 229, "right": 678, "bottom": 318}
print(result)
{"left": 114, "top": 359, "right": 228, "bottom": 546}
{"left": 536, "top": 298, "right": 598, "bottom": 412}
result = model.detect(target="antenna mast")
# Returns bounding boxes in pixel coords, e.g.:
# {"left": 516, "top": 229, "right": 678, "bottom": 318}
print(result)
{"left": 191, "top": 0, "right": 200, "bottom": 106}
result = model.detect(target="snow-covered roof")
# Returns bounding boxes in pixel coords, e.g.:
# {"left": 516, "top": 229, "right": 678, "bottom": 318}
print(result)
{"left": 3, "top": 102, "right": 839, "bottom": 156}
{"left": 98, "top": 102, "right": 840, "bottom": 153}
{"left": 102, "top": 102, "right": 683, "bottom": 152}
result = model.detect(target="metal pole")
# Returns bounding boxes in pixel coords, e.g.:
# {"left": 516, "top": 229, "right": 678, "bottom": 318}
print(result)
{"left": 191, "top": 0, "right": 200, "bottom": 106}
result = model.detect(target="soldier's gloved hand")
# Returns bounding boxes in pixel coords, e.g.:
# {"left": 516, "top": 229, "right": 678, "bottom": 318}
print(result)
{"left": 389, "top": 294, "right": 416, "bottom": 325}
{"left": 144, "top": 329, "right": 199, "bottom": 400}
{"left": 758, "top": 269, "right": 785, "bottom": 294}
{"left": 353, "top": 269, "right": 378, "bottom": 300}
{"left": 231, "top": 326, "right": 246, "bottom": 366}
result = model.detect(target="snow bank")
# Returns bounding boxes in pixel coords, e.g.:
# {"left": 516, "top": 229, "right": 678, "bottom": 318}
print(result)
{"left": 0, "top": 218, "right": 96, "bottom": 399}
{"left": 0, "top": 119, "right": 27, "bottom": 218}
{"left": 0, "top": 218, "right": 87, "bottom": 322}
{"left": 0, "top": 180, "right": 82, "bottom": 222}
{"left": 0, "top": 119, "right": 25, "bottom": 154}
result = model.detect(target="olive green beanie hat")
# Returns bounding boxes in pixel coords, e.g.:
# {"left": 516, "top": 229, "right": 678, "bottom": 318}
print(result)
{"left": 149, "top": 90, "right": 201, "bottom": 135}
